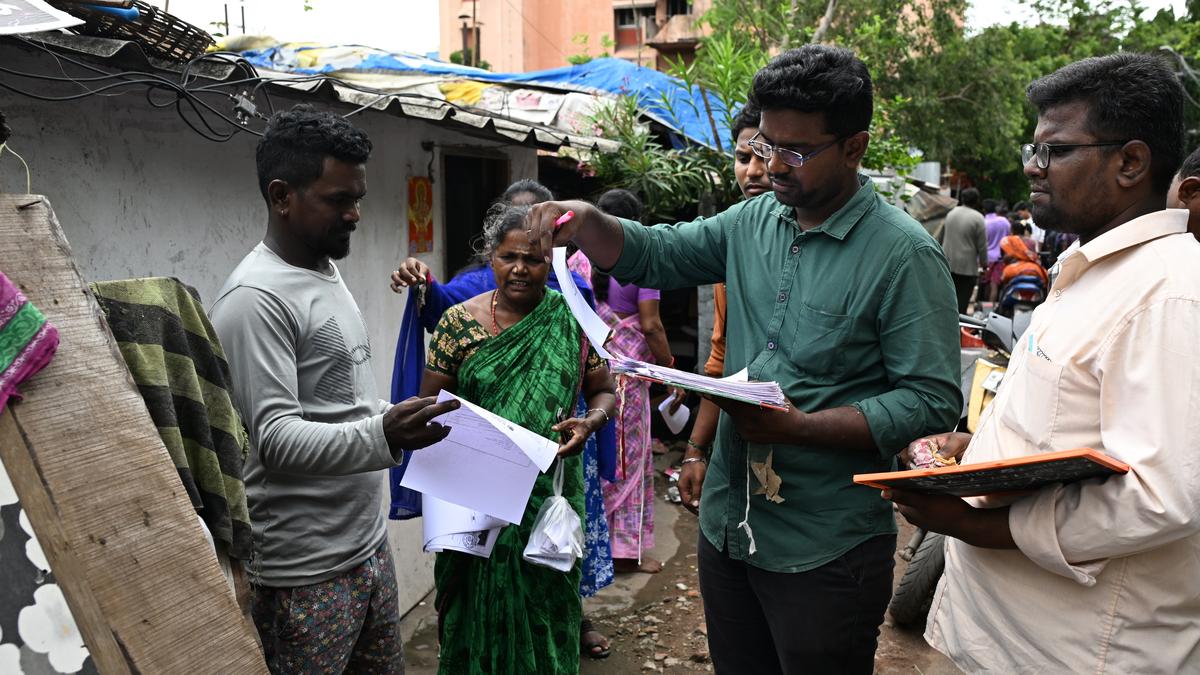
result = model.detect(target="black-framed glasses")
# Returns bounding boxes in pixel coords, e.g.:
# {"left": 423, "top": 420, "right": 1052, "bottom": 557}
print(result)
{"left": 1020, "top": 141, "right": 1128, "bottom": 169}
{"left": 748, "top": 132, "right": 843, "bottom": 168}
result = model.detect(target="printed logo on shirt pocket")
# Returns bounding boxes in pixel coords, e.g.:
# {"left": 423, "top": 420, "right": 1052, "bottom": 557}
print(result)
{"left": 999, "top": 353, "right": 1063, "bottom": 450}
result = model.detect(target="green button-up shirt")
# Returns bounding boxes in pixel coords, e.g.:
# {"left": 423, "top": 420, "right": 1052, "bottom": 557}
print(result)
{"left": 611, "top": 176, "right": 962, "bottom": 572}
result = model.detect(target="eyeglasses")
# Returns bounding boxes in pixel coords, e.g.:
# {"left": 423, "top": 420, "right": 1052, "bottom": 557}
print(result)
{"left": 1020, "top": 141, "right": 1128, "bottom": 169}
{"left": 748, "top": 132, "right": 843, "bottom": 168}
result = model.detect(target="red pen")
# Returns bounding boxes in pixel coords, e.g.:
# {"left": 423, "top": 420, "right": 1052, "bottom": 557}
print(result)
{"left": 554, "top": 210, "right": 574, "bottom": 230}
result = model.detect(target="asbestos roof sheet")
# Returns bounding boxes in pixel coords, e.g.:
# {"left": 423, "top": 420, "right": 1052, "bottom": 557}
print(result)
{"left": 3, "top": 33, "right": 618, "bottom": 153}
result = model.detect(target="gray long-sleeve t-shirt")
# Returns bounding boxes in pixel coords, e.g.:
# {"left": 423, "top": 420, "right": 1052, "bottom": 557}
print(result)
{"left": 210, "top": 242, "right": 396, "bottom": 587}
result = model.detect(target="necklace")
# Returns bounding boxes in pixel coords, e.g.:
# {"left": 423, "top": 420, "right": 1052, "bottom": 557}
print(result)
{"left": 490, "top": 287, "right": 543, "bottom": 335}
{"left": 490, "top": 290, "right": 502, "bottom": 335}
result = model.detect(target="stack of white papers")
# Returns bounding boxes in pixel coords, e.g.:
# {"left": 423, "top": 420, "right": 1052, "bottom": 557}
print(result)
{"left": 552, "top": 247, "right": 789, "bottom": 410}
{"left": 610, "top": 359, "right": 789, "bottom": 410}
{"left": 401, "top": 391, "right": 559, "bottom": 557}
{"left": 422, "top": 496, "right": 506, "bottom": 558}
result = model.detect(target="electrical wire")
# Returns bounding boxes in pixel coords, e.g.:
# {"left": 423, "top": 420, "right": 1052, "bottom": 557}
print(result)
{"left": 0, "top": 142, "right": 33, "bottom": 194}
{"left": 0, "top": 34, "right": 596, "bottom": 147}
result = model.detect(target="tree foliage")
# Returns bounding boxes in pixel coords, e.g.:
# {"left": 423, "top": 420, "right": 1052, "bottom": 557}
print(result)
{"left": 588, "top": 0, "right": 1200, "bottom": 212}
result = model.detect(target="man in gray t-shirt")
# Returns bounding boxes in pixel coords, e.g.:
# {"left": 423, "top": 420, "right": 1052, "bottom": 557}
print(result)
{"left": 211, "top": 105, "right": 457, "bottom": 674}
{"left": 938, "top": 187, "right": 989, "bottom": 314}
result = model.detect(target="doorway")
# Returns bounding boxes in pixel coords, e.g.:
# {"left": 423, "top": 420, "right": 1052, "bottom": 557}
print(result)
{"left": 442, "top": 153, "right": 510, "bottom": 277}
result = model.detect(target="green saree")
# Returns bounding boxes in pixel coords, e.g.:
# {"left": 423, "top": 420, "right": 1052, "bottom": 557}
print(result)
{"left": 433, "top": 291, "right": 586, "bottom": 675}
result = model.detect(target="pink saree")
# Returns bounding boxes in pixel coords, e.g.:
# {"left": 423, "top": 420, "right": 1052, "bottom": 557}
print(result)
{"left": 597, "top": 302, "right": 655, "bottom": 561}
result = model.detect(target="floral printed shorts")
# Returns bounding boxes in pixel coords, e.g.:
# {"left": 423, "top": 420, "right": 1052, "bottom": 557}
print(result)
{"left": 251, "top": 544, "right": 404, "bottom": 674}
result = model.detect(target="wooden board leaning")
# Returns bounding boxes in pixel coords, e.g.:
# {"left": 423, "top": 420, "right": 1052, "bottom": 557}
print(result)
{"left": 0, "top": 195, "right": 266, "bottom": 673}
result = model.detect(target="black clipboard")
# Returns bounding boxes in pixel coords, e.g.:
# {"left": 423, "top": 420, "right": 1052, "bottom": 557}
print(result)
{"left": 854, "top": 448, "right": 1130, "bottom": 497}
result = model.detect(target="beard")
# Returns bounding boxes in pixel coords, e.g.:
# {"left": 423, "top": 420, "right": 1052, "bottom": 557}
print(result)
{"left": 1030, "top": 202, "right": 1064, "bottom": 231}
{"left": 1032, "top": 200, "right": 1097, "bottom": 236}
{"left": 325, "top": 234, "right": 352, "bottom": 260}
{"left": 770, "top": 180, "right": 822, "bottom": 209}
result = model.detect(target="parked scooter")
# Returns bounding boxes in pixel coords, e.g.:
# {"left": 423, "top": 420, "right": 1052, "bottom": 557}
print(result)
{"left": 996, "top": 273, "right": 1046, "bottom": 340}
{"left": 887, "top": 312, "right": 1018, "bottom": 628}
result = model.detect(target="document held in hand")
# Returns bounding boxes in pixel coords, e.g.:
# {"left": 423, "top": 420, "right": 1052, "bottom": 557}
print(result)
{"left": 853, "top": 447, "right": 1130, "bottom": 497}
{"left": 551, "top": 247, "right": 789, "bottom": 410}
{"left": 422, "top": 495, "right": 506, "bottom": 559}
{"left": 400, "top": 390, "right": 558, "bottom": 524}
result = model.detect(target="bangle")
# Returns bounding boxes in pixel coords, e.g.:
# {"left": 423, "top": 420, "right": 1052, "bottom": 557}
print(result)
{"left": 682, "top": 456, "right": 706, "bottom": 466}
{"left": 687, "top": 439, "right": 710, "bottom": 452}
{"left": 586, "top": 408, "right": 610, "bottom": 425}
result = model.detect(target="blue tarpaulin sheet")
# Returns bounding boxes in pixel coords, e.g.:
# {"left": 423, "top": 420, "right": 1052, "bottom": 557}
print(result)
{"left": 241, "top": 45, "right": 730, "bottom": 149}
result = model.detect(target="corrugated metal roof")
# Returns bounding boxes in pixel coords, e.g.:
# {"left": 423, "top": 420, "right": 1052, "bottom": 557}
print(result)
{"left": 1, "top": 33, "right": 619, "bottom": 153}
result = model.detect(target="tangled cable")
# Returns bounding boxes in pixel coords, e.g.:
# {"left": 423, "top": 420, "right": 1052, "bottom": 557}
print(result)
{"left": 0, "top": 35, "right": 468, "bottom": 142}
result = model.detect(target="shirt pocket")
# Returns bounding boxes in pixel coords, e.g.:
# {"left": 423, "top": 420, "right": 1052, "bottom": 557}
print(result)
{"left": 999, "top": 354, "right": 1063, "bottom": 450}
{"left": 786, "top": 302, "right": 851, "bottom": 383}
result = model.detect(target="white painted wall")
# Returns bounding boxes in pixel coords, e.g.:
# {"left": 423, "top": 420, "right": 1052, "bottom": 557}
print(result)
{"left": 0, "top": 47, "right": 537, "bottom": 615}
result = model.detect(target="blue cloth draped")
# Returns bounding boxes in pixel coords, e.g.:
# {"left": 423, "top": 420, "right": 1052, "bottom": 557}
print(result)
{"left": 388, "top": 263, "right": 615, "bottom": 595}
{"left": 387, "top": 288, "right": 427, "bottom": 519}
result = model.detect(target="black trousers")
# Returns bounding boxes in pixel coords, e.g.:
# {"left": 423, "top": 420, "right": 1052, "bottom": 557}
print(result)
{"left": 952, "top": 273, "right": 977, "bottom": 315}
{"left": 698, "top": 533, "right": 896, "bottom": 675}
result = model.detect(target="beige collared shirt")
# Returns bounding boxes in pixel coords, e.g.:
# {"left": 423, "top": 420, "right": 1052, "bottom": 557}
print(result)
{"left": 926, "top": 209, "right": 1200, "bottom": 674}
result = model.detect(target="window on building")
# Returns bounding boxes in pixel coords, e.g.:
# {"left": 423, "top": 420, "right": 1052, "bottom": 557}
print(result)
{"left": 614, "top": 6, "right": 656, "bottom": 48}
{"left": 667, "top": 0, "right": 692, "bottom": 16}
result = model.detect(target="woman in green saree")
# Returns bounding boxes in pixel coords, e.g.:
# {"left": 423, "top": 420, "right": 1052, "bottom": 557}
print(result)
{"left": 420, "top": 202, "right": 616, "bottom": 674}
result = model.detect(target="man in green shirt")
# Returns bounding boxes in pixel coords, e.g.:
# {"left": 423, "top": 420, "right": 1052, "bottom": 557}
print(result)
{"left": 528, "top": 45, "right": 961, "bottom": 673}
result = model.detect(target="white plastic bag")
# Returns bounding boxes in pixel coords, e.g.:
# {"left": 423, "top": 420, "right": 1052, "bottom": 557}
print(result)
{"left": 657, "top": 392, "right": 690, "bottom": 435}
{"left": 522, "top": 460, "right": 583, "bottom": 572}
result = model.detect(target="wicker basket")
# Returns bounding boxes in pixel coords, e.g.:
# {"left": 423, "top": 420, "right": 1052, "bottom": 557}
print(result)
{"left": 49, "top": 1, "right": 215, "bottom": 63}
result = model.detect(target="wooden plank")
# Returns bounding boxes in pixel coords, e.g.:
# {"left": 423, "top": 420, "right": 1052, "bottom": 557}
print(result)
{"left": 0, "top": 195, "right": 267, "bottom": 674}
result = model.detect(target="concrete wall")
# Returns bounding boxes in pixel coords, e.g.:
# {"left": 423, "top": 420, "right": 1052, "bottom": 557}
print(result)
{"left": 440, "top": 0, "right": 621, "bottom": 72}
{"left": 0, "top": 47, "right": 537, "bottom": 615}
{"left": 438, "top": 0, "right": 712, "bottom": 73}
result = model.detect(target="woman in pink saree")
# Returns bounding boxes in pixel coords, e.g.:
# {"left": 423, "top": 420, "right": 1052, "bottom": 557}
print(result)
{"left": 592, "top": 189, "right": 678, "bottom": 573}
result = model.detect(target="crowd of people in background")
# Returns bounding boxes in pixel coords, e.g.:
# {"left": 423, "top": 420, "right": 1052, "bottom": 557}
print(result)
{"left": 206, "top": 41, "right": 1200, "bottom": 675}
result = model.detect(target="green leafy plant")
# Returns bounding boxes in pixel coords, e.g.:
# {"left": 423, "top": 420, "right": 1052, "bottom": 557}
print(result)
{"left": 587, "top": 96, "right": 730, "bottom": 221}
{"left": 449, "top": 49, "right": 492, "bottom": 70}
{"left": 567, "top": 33, "right": 615, "bottom": 66}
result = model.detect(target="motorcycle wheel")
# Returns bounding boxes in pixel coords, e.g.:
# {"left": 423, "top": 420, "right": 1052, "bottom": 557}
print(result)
{"left": 888, "top": 532, "right": 946, "bottom": 629}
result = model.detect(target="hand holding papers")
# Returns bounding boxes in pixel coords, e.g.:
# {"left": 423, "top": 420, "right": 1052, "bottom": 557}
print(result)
{"left": 611, "top": 360, "right": 789, "bottom": 410}
{"left": 658, "top": 392, "right": 690, "bottom": 434}
{"left": 400, "top": 390, "right": 557, "bottom": 525}
{"left": 551, "top": 246, "right": 788, "bottom": 409}
{"left": 551, "top": 247, "right": 787, "bottom": 408}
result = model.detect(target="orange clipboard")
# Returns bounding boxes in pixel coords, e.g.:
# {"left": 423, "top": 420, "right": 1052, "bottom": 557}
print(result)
{"left": 854, "top": 448, "right": 1130, "bottom": 497}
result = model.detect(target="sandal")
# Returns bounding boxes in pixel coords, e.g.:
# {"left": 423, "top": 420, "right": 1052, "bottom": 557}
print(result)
{"left": 580, "top": 618, "right": 611, "bottom": 660}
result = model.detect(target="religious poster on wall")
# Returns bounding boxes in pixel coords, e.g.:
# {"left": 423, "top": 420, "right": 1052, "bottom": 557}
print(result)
{"left": 408, "top": 176, "right": 434, "bottom": 255}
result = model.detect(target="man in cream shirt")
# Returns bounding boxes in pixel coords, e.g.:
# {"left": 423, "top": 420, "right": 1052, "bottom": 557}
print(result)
{"left": 887, "top": 53, "right": 1200, "bottom": 673}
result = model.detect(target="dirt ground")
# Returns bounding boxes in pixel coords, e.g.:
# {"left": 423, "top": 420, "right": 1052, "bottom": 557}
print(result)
{"left": 402, "top": 447, "right": 960, "bottom": 674}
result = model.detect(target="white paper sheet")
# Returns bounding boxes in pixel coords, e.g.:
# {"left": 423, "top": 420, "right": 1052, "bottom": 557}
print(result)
{"left": 455, "top": 393, "right": 557, "bottom": 472}
{"left": 400, "top": 390, "right": 557, "bottom": 524}
{"left": 0, "top": 0, "right": 84, "bottom": 35}
{"left": 552, "top": 247, "right": 612, "bottom": 359}
{"left": 422, "top": 495, "right": 505, "bottom": 558}
{"left": 657, "top": 393, "right": 691, "bottom": 435}
{"left": 608, "top": 358, "right": 789, "bottom": 409}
